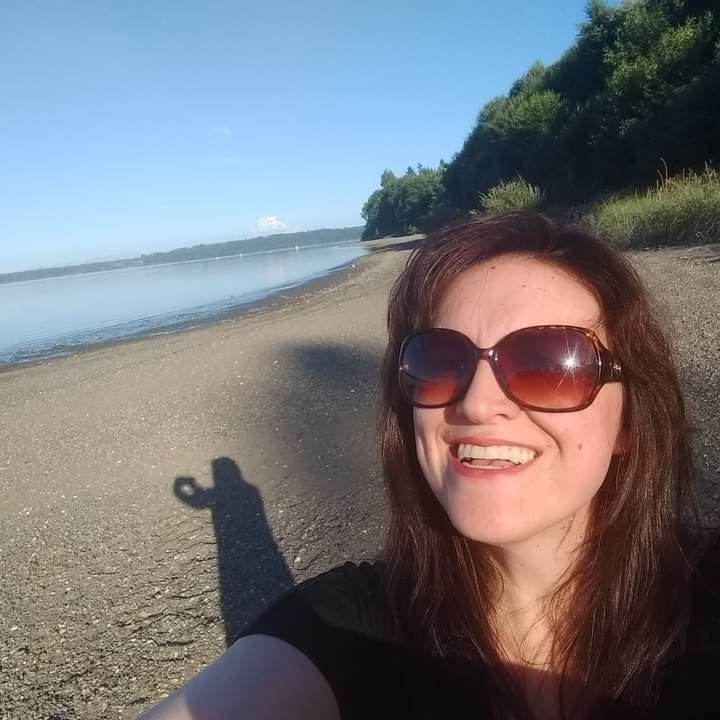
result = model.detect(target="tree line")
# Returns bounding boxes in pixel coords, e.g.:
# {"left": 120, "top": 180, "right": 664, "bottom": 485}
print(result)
{"left": 361, "top": 0, "right": 720, "bottom": 239}
{"left": 1, "top": 227, "right": 363, "bottom": 285}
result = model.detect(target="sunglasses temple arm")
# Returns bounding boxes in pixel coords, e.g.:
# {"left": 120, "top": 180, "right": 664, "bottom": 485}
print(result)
{"left": 599, "top": 346, "right": 623, "bottom": 383}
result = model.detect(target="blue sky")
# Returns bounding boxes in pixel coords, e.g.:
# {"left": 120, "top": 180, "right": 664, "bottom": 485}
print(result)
{"left": 1, "top": 0, "right": 604, "bottom": 272}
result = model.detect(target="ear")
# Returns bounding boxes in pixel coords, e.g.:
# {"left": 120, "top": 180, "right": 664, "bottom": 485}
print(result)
{"left": 613, "top": 427, "right": 628, "bottom": 456}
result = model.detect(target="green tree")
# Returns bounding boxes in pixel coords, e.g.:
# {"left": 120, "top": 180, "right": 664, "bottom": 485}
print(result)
{"left": 366, "top": 0, "right": 720, "bottom": 225}
{"left": 442, "top": 0, "right": 720, "bottom": 210}
{"left": 361, "top": 164, "right": 453, "bottom": 239}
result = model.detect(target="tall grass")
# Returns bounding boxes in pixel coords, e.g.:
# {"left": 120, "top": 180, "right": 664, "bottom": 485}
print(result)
{"left": 590, "top": 164, "right": 720, "bottom": 249}
{"left": 478, "top": 176, "right": 544, "bottom": 213}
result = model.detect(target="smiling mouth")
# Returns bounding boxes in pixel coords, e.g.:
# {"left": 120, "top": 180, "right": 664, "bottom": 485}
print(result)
{"left": 450, "top": 443, "right": 539, "bottom": 470}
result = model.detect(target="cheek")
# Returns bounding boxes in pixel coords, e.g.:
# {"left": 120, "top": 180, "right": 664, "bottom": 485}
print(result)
{"left": 595, "top": 385, "right": 625, "bottom": 457}
{"left": 412, "top": 408, "right": 443, "bottom": 480}
{"left": 555, "top": 393, "right": 623, "bottom": 489}
{"left": 412, "top": 408, "right": 429, "bottom": 460}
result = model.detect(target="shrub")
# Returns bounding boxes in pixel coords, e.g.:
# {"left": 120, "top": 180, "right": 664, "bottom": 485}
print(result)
{"left": 478, "top": 177, "right": 545, "bottom": 213}
{"left": 590, "top": 164, "right": 720, "bottom": 249}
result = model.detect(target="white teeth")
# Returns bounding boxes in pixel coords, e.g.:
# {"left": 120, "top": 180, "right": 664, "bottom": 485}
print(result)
{"left": 456, "top": 444, "right": 537, "bottom": 465}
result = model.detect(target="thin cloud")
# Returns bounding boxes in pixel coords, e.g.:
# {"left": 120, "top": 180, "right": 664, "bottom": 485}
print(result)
{"left": 256, "top": 216, "right": 288, "bottom": 234}
{"left": 211, "top": 125, "right": 232, "bottom": 137}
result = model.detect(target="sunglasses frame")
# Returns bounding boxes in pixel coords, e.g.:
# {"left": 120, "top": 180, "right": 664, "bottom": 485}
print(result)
{"left": 398, "top": 324, "right": 624, "bottom": 413}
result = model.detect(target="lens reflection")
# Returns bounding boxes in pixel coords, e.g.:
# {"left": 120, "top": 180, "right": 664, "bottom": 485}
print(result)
{"left": 498, "top": 328, "right": 597, "bottom": 409}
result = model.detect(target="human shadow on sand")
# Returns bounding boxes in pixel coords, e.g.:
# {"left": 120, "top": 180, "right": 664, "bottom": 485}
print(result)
{"left": 174, "top": 457, "right": 294, "bottom": 647}
{"left": 265, "top": 340, "right": 388, "bottom": 518}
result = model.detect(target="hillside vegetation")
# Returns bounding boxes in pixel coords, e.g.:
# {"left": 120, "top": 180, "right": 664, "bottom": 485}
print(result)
{"left": 361, "top": 0, "right": 720, "bottom": 246}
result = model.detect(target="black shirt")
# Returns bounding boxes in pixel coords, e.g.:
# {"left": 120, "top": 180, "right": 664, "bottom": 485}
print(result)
{"left": 237, "top": 542, "right": 720, "bottom": 719}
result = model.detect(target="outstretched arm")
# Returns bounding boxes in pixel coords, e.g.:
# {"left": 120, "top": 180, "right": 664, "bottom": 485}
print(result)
{"left": 139, "top": 634, "right": 340, "bottom": 720}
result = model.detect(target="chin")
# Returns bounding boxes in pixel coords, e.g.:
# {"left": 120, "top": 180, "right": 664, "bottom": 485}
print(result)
{"left": 440, "top": 501, "right": 560, "bottom": 547}
{"left": 443, "top": 509, "right": 532, "bottom": 546}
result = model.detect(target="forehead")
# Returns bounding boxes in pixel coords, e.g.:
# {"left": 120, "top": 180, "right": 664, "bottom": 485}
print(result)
{"left": 433, "top": 255, "right": 606, "bottom": 343}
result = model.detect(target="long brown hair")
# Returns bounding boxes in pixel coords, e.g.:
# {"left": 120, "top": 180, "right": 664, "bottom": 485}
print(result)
{"left": 378, "top": 211, "right": 705, "bottom": 719}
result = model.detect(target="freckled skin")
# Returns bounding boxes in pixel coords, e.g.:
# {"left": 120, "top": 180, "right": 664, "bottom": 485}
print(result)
{"left": 413, "top": 255, "right": 625, "bottom": 547}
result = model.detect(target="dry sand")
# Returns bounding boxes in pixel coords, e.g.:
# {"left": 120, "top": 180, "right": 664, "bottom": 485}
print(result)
{"left": 0, "top": 236, "right": 718, "bottom": 719}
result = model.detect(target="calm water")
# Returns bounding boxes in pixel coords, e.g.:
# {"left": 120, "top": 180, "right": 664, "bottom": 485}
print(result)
{"left": 1, "top": 243, "right": 367, "bottom": 366}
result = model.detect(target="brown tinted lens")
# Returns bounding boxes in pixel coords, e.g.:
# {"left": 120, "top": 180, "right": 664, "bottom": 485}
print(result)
{"left": 497, "top": 328, "right": 599, "bottom": 410}
{"left": 400, "top": 331, "right": 475, "bottom": 407}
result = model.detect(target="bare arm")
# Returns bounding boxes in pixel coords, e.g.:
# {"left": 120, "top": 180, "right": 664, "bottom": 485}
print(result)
{"left": 139, "top": 634, "right": 341, "bottom": 720}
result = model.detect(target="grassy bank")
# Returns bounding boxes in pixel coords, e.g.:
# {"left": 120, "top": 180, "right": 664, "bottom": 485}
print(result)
{"left": 588, "top": 166, "right": 720, "bottom": 248}
{"left": 588, "top": 165, "right": 720, "bottom": 250}
{"left": 472, "top": 166, "right": 720, "bottom": 250}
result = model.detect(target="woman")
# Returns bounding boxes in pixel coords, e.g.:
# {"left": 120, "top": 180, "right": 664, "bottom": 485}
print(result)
{"left": 142, "top": 211, "right": 719, "bottom": 720}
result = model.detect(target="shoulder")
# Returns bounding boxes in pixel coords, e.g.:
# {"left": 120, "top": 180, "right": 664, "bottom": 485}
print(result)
{"left": 235, "top": 560, "right": 393, "bottom": 719}
{"left": 655, "top": 534, "right": 720, "bottom": 719}
{"left": 686, "top": 531, "right": 720, "bottom": 651}
{"left": 236, "top": 559, "right": 388, "bottom": 645}
{"left": 691, "top": 530, "right": 720, "bottom": 576}
{"left": 291, "top": 559, "right": 388, "bottom": 636}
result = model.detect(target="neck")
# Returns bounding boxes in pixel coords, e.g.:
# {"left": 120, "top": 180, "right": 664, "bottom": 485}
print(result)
{"left": 490, "top": 510, "right": 587, "bottom": 611}
{"left": 480, "top": 510, "right": 589, "bottom": 667}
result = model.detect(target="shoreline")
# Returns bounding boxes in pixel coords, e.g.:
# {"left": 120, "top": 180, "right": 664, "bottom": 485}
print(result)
{"left": 2, "top": 233, "right": 716, "bottom": 377}
{"left": 0, "top": 236, "right": 418, "bottom": 376}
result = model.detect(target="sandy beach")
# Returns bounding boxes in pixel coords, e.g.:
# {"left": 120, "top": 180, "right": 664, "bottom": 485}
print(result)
{"left": 1, "top": 236, "right": 719, "bottom": 719}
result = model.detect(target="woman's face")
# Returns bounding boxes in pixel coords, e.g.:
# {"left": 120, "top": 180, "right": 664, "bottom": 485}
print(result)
{"left": 413, "top": 255, "right": 625, "bottom": 548}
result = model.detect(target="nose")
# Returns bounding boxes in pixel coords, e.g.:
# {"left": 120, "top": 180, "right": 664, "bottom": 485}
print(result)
{"left": 453, "top": 357, "right": 521, "bottom": 423}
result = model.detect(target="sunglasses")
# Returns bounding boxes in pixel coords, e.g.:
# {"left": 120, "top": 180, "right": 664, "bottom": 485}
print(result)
{"left": 398, "top": 325, "right": 623, "bottom": 412}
